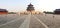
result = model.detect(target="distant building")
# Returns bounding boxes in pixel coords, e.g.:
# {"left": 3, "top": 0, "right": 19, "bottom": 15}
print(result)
{"left": 20, "top": 3, "right": 43, "bottom": 15}
{"left": 26, "top": 3, "right": 35, "bottom": 12}
{"left": 54, "top": 9, "right": 60, "bottom": 14}
{"left": 0, "top": 9, "right": 8, "bottom": 14}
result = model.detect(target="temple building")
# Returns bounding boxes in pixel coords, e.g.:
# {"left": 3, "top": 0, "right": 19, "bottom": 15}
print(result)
{"left": 27, "top": 3, "right": 35, "bottom": 12}
{"left": 0, "top": 9, "right": 8, "bottom": 14}
{"left": 20, "top": 3, "right": 43, "bottom": 15}
{"left": 54, "top": 9, "right": 60, "bottom": 14}
{"left": 26, "top": 3, "right": 36, "bottom": 14}
{"left": 26, "top": 3, "right": 42, "bottom": 14}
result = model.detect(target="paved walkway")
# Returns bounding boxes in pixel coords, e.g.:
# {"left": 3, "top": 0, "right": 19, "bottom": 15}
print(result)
{"left": 1, "top": 14, "right": 59, "bottom": 28}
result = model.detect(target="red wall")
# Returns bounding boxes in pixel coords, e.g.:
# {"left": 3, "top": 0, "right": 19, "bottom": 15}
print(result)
{"left": 0, "top": 12, "right": 8, "bottom": 14}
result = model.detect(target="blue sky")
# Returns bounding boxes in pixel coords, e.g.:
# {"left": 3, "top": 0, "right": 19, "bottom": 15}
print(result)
{"left": 0, "top": 0, "right": 60, "bottom": 12}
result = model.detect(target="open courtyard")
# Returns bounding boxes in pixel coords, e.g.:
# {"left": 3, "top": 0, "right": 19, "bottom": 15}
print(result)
{"left": 0, "top": 14, "right": 60, "bottom": 28}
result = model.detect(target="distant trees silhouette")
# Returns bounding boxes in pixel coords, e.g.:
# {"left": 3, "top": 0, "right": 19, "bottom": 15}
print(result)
{"left": 43, "top": 11, "right": 54, "bottom": 14}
